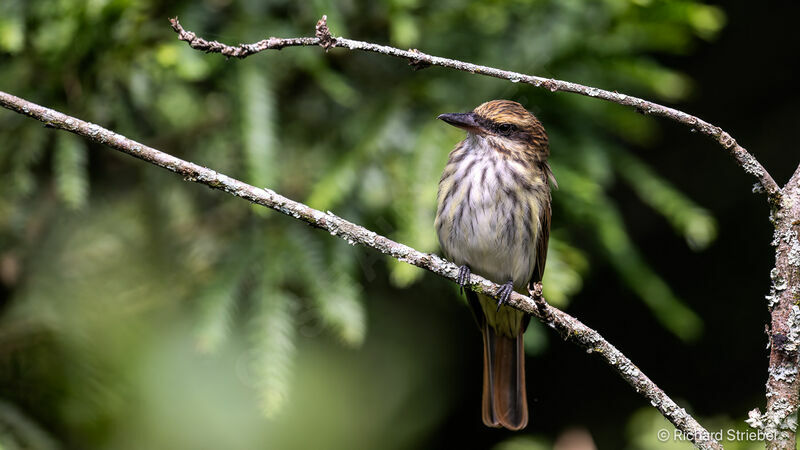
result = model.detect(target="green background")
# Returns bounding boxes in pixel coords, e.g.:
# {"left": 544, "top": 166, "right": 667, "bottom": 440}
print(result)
{"left": 0, "top": 1, "right": 797, "bottom": 448}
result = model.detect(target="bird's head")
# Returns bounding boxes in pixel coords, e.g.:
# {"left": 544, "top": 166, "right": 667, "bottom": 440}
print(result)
{"left": 437, "top": 100, "right": 549, "bottom": 159}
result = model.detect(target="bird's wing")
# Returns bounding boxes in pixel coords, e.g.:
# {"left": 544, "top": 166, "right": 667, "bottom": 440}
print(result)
{"left": 530, "top": 176, "right": 551, "bottom": 285}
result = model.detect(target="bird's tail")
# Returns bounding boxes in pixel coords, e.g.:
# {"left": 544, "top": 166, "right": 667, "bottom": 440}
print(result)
{"left": 481, "top": 320, "right": 529, "bottom": 430}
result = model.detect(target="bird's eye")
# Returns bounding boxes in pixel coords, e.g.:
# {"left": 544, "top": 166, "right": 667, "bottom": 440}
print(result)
{"left": 496, "top": 123, "right": 516, "bottom": 135}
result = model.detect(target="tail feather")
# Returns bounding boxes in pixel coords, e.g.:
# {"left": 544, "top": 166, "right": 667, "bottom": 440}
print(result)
{"left": 481, "top": 326, "right": 498, "bottom": 427}
{"left": 481, "top": 322, "right": 528, "bottom": 430}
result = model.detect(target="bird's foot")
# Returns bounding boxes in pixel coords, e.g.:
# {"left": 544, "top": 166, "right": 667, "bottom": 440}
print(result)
{"left": 496, "top": 281, "right": 514, "bottom": 312}
{"left": 528, "top": 281, "right": 543, "bottom": 299}
{"left": 457, "top": 265, "right": 471, "bottom": 295}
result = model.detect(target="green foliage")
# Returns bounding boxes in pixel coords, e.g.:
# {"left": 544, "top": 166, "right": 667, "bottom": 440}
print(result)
{"left": 615, "top": 150, "right": 717, "bottom": 250}
{"left": 193, "top": 258, "right": 246, "bottom": 354}
{"left": 388, "top": 121, "right": 451, "bottom": 286}
{"left": 239, "top": 63, "right": 278, "bottom": 192}
{"left": 557, "top": 164, "right": 703, "bottom": 340}
{"left": 0, "top": 0, "right": 727, "bottom": 446}
{"left": 249, "top": 281, "right": 297, "bottom": 417}
{"left": 0, "top": 401, "right": 59, "bottom": 450}
{"left": 287, "top": 228, "right": 366, "bottom": 346}
{"left": 541, "top": 235, "right": 589, "bottom": 307}
{"left": 54, "top": 134, "right": 89, "bottom": 210}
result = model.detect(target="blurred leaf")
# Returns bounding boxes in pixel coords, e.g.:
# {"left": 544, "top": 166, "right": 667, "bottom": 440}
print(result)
{"left": 312, "top": 65, "right": 359, "bottom": 107}
{"left": 53, "top": 134, "right": 89, "bottom": 210}
{"left": 611, "top": 58, "right": 692, "bottom": 102}
{"left": 558, "top": 166, "right": 703, "bottom": 341}
{"left": 6, "top": 125, "right": 47, "bottom": 198}
{"left": 614, "top": 150, "right": 717, "bottom": 250}
{"left": 688, "top": 4, "right": 726, "bottom": 40}
{"left": 32, "top": 16, "right": 77, "bottom": 55}
{"left": 155, "top": 43, "right": 179, "bottom": 68}
{"left": 305, "top": 106, "right": 398, "bottom": 210}
{"left": 193, "top": 267, "right": 243, "bottom": 354}
{"left": 0, "top": 401, "right": 59, "bottom": 450}
{"left": 175, "top": 44, "right": 212, "bottom": 81}
{"left": 541, "top": 236, "right": 589, "bottom": 307}
{"left": 249, "top": 279, "right": 296, "bottom": 417}
{"left": 239, "top": 64, "right": 278, "bottom": 192}
{"left": 0, "top": 17, "right": 24, "bottom": 54}
{"left": 389, "top": 121, "right": 450, "bottom": 287}
{"left": 523, "top": 320, "right": 549, "bottom": 356}
{"left": 287, "top": 228, "right": 366, "bottom": 346}
{"left": 155, "top": 85, "right": 202, "bottom": 130}
{"left": 390, "top": 13, "right": 419, "bottom": 48}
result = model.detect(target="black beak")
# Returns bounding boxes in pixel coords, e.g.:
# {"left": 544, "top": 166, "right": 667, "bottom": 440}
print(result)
{"left": 437, "top": 112, "right": 482, "bottom": 133}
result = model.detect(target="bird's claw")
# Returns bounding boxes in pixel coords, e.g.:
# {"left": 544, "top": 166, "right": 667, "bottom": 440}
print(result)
{"left": 528, "top": 281, "right": 543, "bottom": 299}
{"left": 457, "top": 265, "right": 471, "bottom": 295}
{"left": 496, "top": 281, "right": 514, "bottom": 312}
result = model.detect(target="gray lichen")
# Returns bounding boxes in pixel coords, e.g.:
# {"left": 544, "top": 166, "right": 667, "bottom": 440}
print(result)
{"left": 771, "top": 364, "right": 799, "bottom": 383}
{"left": 746, "top": 408, "right": 765, "bottom": 429}
{"left": 785, "top": 305, "right": 800, "bottom": 352}
{"left": 767, "top": 267, "right": 789, "bottom": 309}
{"left": 788, "top": 236, "right": 800, "bottom": 268}
{"left": 766, "top": 291, "right": 781, "bottom": 309}
{"left": 739, "top": 151, "right": 765, "bottom": 177}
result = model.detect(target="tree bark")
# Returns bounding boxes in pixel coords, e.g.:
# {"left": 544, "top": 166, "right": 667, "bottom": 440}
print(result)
{"left": 757, "top": 166, "right": 800, "bottom": 449}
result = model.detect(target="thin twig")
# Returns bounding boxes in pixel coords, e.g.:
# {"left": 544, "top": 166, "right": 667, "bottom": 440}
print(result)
{"left": 169, "top": 16, "right": 781, "bottom": 204}
{"left": 0, "top": 89, "right": 722, "bottom": 449}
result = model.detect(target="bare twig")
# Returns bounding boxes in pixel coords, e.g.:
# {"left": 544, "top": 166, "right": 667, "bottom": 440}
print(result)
{"left": 0, "top": 89, "right": 722, "bottom": 449}
{"left": 169, "top": 16, "right": 780, "bottom": 204}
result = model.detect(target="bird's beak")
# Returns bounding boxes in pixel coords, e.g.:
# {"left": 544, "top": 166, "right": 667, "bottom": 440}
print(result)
{"left": 437, "top": 112, "right": 483, "bottom": 134}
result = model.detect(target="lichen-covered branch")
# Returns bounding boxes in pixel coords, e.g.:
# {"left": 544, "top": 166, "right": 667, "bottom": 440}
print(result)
{"left": 0, "top": 90, "right": 722, "bottom": 449}
{"left": 169, "top": 16, "right": 780, "bottom": 204}
{"left": 747, "top": 171, "right": 800, "bottom": 449}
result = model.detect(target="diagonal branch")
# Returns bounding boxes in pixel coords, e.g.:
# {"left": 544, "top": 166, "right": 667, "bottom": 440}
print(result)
{"left": 0, "top": 89, "right": 721, "bottom": 449}
{"left": 169, "top": 16, "right": 781, "bottom": 204}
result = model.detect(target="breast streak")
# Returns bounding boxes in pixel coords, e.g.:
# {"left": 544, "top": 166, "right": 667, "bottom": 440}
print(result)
{"left": 440, "top": 151, "right": 541, "bottom": 290}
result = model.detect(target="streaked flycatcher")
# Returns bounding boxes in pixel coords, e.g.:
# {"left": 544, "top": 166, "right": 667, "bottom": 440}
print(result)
{"left": 435, "top": 100, "right": 555, "bottom": 430}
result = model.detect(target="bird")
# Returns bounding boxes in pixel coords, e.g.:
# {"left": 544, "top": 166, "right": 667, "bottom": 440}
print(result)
{"left": 435, "top": 100, "right": 555, "bottom": 430}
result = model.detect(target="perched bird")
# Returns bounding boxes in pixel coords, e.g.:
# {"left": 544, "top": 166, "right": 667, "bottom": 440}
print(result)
{"left": 435, "top": 100, "right": 555, "bottom": 430}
